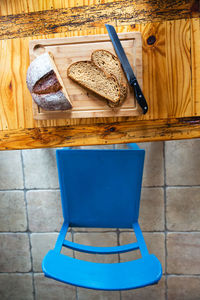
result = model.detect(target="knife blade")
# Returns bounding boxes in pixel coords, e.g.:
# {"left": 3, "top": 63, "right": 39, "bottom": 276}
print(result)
{"left": 105, "top": 24, "right": 148, "bottom": 114}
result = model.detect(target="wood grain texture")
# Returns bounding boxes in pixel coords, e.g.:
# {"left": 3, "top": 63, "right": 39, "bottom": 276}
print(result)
{"left": 191, "top": 18, "right": 200, "bottom": 115}
{"left": 0, "top": 1, "right": 199, "bottom": 40}
{"left": 165, "top": 19, "right": 192, "bottom": 117}
{"left": 0, "top": 0, "right": 74, "bottom": 16}
{"left": 0, "top": 117, "right": 200, "bottom": 150}
{"left": 0, "top": 19, "right": 197, "bottom": 131}
{"left": 0, "top": 1, "right": 199, "bottom": 148}
{"left": 0, "top": 38, "right": 34, "bottom": 130}
{"left": 1, "top": 0, "right": 199, "bottom": 17}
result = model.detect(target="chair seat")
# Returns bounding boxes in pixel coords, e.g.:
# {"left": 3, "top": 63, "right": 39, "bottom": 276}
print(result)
{"left": 42, "top": 250, "right": 162, "bottom": 290}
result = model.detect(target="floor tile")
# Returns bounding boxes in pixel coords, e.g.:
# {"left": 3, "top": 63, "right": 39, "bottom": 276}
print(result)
{"left": 139, "top": 142, "right": 164, "bottom": 187}
{"left": 22, "top": 149, "right": 59, "bottom": 189}
{"left": 116, "top": 142, "right": 164, "bottom": 186}
{"left": 139, "top": 188, "right": 164, "bottom": 231}
{"left": 121, "top": 277, "right": 165, "bottom": 300}
{"left": 77, "top": 287, "right": 120, "bottom": 300}
{"left": 0, "top": 273, "right": 33, "bottom": 300}
{"left": 120, "top": 232, "right": 165, "bottom": 271}
{"left": 168, "top": 276, "right": 200, "bottom": 300}
{"left": 27, "top": 190, "right": 63, "bottom": 232}
{"left": 167, "top": 187, "right": 200, "bottom": 231}
{"left": 0, "top": 191, "right": 27, "bottom": 231}
{"left": 0, "top": 150, "right": 23, "bottom": 189}
{"left": 80, "top": 145, "right": 114, "bottom": 149}
{"left": 72, "top": 228, "right": 116, "bottom": 232}
{"left": 166, "top": 139, "right": 200, "bottom": 185}
{"left": 34, "top": 273, "right": 76, "bottom": 300}
{"left": 74, "top": 232, "right": 118, "bottom": 263}
{"left": 0, "top": 233, "right": 31, "bottom": 272}
{"left": 167, "top": 233, "right": 200, "bottom": 274}
{"left": 31, "top": 232, "right": 72, "bottom": 272}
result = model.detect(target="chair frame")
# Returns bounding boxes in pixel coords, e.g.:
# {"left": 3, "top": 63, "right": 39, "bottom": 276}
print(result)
{"left": 53, "top": 222, "right": 148, "bottom": 257}
{"left": 42, "top": 145, "right": 162, "bottom": 290}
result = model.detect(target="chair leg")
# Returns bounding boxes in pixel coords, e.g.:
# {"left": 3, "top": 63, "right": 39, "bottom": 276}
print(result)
{"left": 133, "top": 222, "right": 149, "bottom": 257}
{"left": 54, "top": 222, "right": 69, "bottom": 254}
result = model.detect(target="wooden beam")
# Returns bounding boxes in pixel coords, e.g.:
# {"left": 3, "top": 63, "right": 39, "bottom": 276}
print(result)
{"left": 0, "top": 117, "right": 200, "bottom": 150}
{"left": 0, "top": 0, "right": 199, "bottom": 40}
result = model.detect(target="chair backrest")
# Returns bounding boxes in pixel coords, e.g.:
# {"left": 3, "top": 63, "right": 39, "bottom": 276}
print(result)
{"left": 56, "top": 148, "right": 145, "bottom": 228}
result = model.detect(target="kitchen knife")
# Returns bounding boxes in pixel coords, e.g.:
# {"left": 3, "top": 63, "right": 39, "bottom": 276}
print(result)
{"left": 105, "top": 24, "right": 148, "bottom": 114}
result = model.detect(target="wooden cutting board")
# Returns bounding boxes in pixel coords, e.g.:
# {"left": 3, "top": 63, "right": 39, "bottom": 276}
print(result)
{"left": 29, "top": 32, "right": 143, "bottom": 120}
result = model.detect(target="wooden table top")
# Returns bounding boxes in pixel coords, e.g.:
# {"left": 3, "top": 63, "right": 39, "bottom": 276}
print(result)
{"left": 0, "top": 0, "right": 200, "bottom": 150}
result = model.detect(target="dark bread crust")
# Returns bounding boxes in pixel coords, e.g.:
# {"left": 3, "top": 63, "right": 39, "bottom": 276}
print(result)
{"left": 32, "top": 70, "right": 62, "bottom": 94}
{"left": 26, "top": 52, "right": 72, "bottom": 111}
{"left": 107, "top": 84, "right": 128, "bottom": 108}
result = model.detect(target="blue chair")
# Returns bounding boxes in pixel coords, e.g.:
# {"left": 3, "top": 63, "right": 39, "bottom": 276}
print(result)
{"left": 42, "top": 144, "right": 162, "bottom": 290}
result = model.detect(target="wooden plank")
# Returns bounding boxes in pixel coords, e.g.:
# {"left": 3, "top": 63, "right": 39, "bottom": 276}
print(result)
{"left": 141, "top": 19, "right": 192, "bottom": 119}
{"left": 191, "top": 18, "right": 200, "bottom": 115}
{"left": 29, "top": 33, "right": 142, "bottom": 120}
{"left": 0, "top": 117, "right": 200, "bottom": 150}
{"left": 141, "top": 22, "right": 168, "bottom": 119}
{"left": 2, "top": 0, "right": 198, "bottom": 17}
{"left": 0, "top": 1, "right": 199, "bottom": 40}
{"left": 0, "top": 0, "right": 73, "bottom": 16}
{"left": 165, "top": 19, "right": 192, "bottom": 117}
{"left": 0, "top": 38, "right": 34, "bottom": 130}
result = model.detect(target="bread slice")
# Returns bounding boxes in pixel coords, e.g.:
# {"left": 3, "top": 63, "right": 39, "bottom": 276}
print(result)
{"left": 67, "top": 61, "right": 120, "bottom": 103}
{"left": 91, "top": 50, "right": 127, "bottom": 107}
{"left": 26, "top": 52, "right": 72, "bottom": 111}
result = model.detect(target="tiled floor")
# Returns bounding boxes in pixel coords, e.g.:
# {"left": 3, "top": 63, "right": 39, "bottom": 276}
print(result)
{"left": 0, "top": 140, "right": 200, "bottom": 300}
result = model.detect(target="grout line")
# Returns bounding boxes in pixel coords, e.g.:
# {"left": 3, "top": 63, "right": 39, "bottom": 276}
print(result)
{"left": 163, "top": 141, "right": 168, "bottom": 300}
{"left": 71, "top": 229, "right": 78, "bottom": 300}
{"left": 166, "top": 274, "right": 200, "bottom": 277}
{"left": 0, "top": 188, "right": 61, "bottom": 192}
{"left": 1, "top": 271, "right": 200, "bottom": 277}
{"left": 20, "top": 150, "right": 36, "bottom": 300}
{"left": 143, "top": 185, "right": 200, "bottom": 188}
{"left": 165, "top": 185, "right": 200, "bottom": 188}
{"left": 2, "top": 184, "right": 200, "bottom": 193}
{"left": 76, "top": 288, "right": 78, "bottom": 300}
{"left": 2, "top": 230, "right": 200, "bottom": 234}
{"left": 116, "top": 228, "right": 120, "bottom": 263}
{"left": 64, "top": 230, "right": 200, "bottom": 233}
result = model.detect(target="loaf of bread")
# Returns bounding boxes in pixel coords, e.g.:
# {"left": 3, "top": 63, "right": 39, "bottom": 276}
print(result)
{"left": 91, "top": 50, "right": 127, "bottom": 107}
{"left": 26, "top": 52, "right": 72, "bottom": 111}
{"left": 67, "top": 61, "right": 120, "bottom": 103}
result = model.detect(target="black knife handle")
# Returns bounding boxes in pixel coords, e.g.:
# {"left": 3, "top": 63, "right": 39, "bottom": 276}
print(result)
{"left": 130, "top": 78, "right": 148, "bottom": 114}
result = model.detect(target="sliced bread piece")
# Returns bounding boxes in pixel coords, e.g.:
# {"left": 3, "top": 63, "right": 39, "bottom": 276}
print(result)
{"left": 67, "top": 61, "right": 120, "bottom": 103}
{"left": 26, "top": 52, "right": 72, "bottom": 111}
{"left": 91, "top": 49, "right": 127, "bottom": 107}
